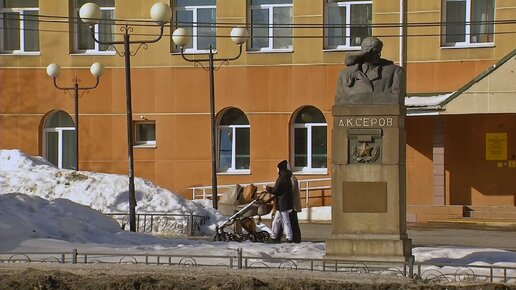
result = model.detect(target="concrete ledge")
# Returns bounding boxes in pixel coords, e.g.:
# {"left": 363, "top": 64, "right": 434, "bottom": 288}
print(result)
{"left": 467, "top": 206, "right": 516, "bottom": 213}
{"left": 407, "top": 205, "right": 464, "bottom": 223}
{"left": 428, "top": 218, "right": 516, "bottom": 229}
{"left": 332, "top": 104, "right": 403, "bottom": 116}
{"left": 470, "top": 211, "right": 516, "bottom": 219}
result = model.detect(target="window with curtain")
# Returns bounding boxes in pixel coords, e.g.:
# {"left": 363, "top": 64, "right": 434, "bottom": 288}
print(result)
{"left": 442, "top": 0, "right": 495, "bottom": 47}
{"left": 173, "top": 0, "right": 216, "bottom": 52}
{"left": 292, "top": 106, "right": 327, "bottom": 172}
{"left": 74, "top": 0, "right": 115, "bottom": 53}
{"left": 249, "top": 0, "right": 292, "bottom": 51}
{"left": 324, "top": 0, "right": 372, "bottom": 50}
{"left": 217, "top": 108, "right": 250, "bottom": 172}
{"left": 0, "top": 0, "right": 39, "bottom": 53}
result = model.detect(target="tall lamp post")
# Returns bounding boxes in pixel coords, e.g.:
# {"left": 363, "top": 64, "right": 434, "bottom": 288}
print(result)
{"left": 172, "top": 27, "right": 248, "bottom": 209}
{"left": 79, "top": 2, "right": 171, "bottom": 232}
{"left": 46, "top": 62, "right": 105, "bottom": 171}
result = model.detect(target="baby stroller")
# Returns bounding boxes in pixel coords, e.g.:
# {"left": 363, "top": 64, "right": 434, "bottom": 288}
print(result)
{"left": 214, "top": 184, "right": 273, "bottom": 242}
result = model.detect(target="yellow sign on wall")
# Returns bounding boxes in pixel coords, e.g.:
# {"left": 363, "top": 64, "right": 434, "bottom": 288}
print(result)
{"left": 486, "top": 133, "right": 507, "bottom": 161}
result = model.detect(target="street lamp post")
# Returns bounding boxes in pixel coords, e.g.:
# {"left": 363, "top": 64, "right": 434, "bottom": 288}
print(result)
{"left": 46, "top": 62, "right": 105, "bottom": 171}
{"left": 172, "top": 27, "right": 248, "bottom": 209}
{"left": 79, "top": 2, "right": 171, "bottom": 232}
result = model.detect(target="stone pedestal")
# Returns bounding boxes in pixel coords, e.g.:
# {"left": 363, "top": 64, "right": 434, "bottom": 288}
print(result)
{"left": 325, "top": 104, "right": 412, "bottom": 262}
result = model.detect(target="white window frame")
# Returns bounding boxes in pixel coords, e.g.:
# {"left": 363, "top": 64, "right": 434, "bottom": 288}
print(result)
{"left": 324, "top": 0, "right": 372, "bottom": 51}
{"left": 74, "top": 4, "right": 115, "bottom": 54}
{"left": 43, "top": 127, "right": 76, "bottom": 169}
{"left": 442, "top": 0, "right": 495, "bottom": 48}
{"left": 174, "top": 4, "right": 216, "bottom": 53}
{"left": 291, "top": 123, "right": 328, "bottom": 174}
{"left": 249, "top": 2, "right": 293, "bottom": 52}
{"left": 217, "top": 124, "right": 250, "bottom": 174}
{"left": 0, "top": 6, "right": 39, "bottom": 54}
{"left": 134, "top": 121, "right": 156, "bottom": 147}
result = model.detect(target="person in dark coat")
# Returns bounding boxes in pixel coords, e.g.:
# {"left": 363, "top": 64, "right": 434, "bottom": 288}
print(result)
{"left": 275, "top": 162, "right": 302, "bottom": 243}
{"left": 289, "top": 168, "right": 302, "bottom": 243}
{"left": 266, "top": 160, "right": 294, "bottom": 243}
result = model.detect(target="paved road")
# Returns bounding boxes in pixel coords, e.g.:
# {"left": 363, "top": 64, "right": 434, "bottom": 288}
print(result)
{"left": 295, "top": 222, "right": 516, "bottom": 251}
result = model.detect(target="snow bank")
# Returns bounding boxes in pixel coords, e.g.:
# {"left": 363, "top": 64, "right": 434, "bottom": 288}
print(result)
{"left": 0, "top": 193, "right": 121, "bottom": 251}
{"left": 0, "top": 192, "right": 215, "bottom": 252}
{"left": 0, "top": 149, "right": 225, "bottom": 234}
{"left": 0, "top": 149, "right": 54, "bottom": 170}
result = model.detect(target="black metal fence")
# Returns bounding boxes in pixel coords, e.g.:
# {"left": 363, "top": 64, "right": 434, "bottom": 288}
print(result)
{"left": 104, "top": 212, "right": 210, "bottom": 236}
{"left": 2, "top": 249, "right": 515, "bottom": 285}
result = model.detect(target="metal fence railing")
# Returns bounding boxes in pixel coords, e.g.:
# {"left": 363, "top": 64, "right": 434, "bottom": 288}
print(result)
{"left": 105, "top": 212, "right": 210, "bottom": 236}
{"left": 2, "top": 250, "right": 515, "bottom": 284}
{"left": 188, "top": 178, "right": 332, "bottom": 209}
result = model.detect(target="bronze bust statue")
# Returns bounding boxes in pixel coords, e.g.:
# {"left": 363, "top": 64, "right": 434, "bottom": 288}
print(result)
{"left": 335, "top": 37, "right": 405, "bottom": 105}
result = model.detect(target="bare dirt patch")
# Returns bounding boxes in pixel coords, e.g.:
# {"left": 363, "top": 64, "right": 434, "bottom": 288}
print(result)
{"left": 0, "top": 263, "right": 510, "bottom": 290}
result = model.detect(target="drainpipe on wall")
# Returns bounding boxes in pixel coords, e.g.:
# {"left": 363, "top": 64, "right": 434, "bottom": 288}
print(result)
{"left": 399, "top": 0, "right": 407, "bottom": 68}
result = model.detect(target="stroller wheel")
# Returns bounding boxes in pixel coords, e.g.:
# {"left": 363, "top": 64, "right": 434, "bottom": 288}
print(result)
{"left": 228, "top": 233, "right": 240, "bottom": 242}
{"left": 259, "top": 231, "right": 270, "bottom": 242}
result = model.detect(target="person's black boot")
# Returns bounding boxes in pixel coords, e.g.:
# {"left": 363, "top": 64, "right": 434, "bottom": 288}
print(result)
{"left": 267, "top": 238, "right": 281, "bottom": 244}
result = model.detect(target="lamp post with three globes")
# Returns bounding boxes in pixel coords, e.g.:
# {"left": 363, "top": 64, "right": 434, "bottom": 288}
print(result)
{"left": 172, "top": 27, "right": 249, "bottom": 209}
{"left": 79, "top": 2, "right": 172, "bottom": 232}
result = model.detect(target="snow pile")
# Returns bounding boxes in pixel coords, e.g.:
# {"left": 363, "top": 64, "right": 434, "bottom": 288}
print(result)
{"left": 0, "top": 193, "right": 122, "bottom": 251}
{"left": 0, "top": 149, "right": 225, "bottom": 234}
{"left": 0, "top": 149, "right": 54, "bottom": 170}
{"left": 0, "top": 193, "right": 222, "bottom": 253}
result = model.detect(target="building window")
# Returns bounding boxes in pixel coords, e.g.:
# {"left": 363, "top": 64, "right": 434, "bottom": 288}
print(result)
{"left": 0, "top": 0, "right": 39, "bottom": 53}
{"left": 73, "top": 0, "right": 115, "bottom": 53}
{"left": 324, "top": 0, "right": 372, "bottom": 50}
{"left": 172, "top": 0, "right": 216, "bottom": 52}
{"left": 292, "top": 106, "right": 327, "bottom": 173}
{"left": 249, "top": 0, "right": 292, "bottom": 51}
{"left": 43, "top": 110, "right": 76, "bottom": 170}
{"left": 134, "top": 121, "right": 156, "bottom": 147}
{"left": 442, "top": 0, "right": 495, "bottom": 47}
{"left": 217, "top": 108, "right": 250, "bottom": 173}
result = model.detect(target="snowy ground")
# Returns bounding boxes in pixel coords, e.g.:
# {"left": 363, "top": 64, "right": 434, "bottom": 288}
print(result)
{"left": 1, "top": 149, "right": 516, "bottom": 285}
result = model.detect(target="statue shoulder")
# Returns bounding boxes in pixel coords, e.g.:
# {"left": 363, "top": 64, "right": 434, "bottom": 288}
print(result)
{"left": 339, "top": 63, "right": 359, "bottom": 75}
{"left": 380, "top": 59, "right": 403, "bottom": 73}
{"left": 379, "top": 58, "right": 394, "bottom": 66}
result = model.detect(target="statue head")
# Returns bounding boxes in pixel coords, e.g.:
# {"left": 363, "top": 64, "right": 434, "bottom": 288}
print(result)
{"left": 345, "top": 36, "right": 384, "bottom": 66}
{"left": 360, "top": 36, "right": 383, "bottom": 64}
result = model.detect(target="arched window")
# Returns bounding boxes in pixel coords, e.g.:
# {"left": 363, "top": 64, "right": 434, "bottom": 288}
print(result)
{"left": 291, "top": 106, "right": 327, "bottom": 172}
{"left": 42, "top": 110, "right": 76, "bottom": 169}
{"left": 217, "top": 108, "right": 250, "bottom": 172}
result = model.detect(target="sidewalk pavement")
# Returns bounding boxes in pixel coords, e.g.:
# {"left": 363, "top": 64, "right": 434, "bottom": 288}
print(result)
{"left": 260, "top": 220, "right": 516, "bottom": 251}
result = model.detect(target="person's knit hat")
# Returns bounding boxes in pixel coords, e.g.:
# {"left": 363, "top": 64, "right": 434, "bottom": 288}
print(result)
{"left": 277, "top": 160, "right": 288, "bottom": 170}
